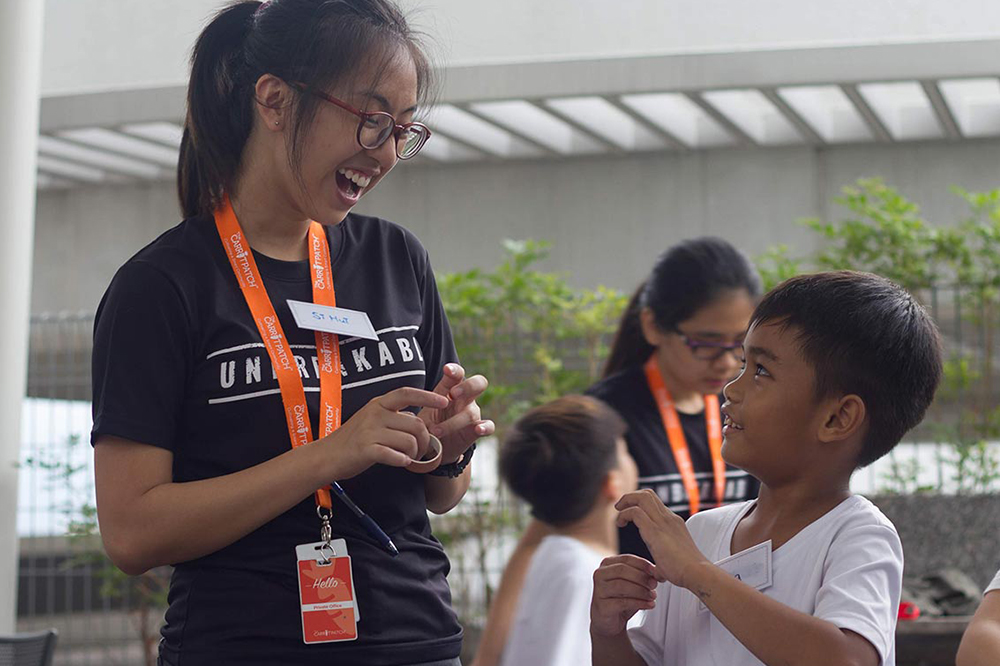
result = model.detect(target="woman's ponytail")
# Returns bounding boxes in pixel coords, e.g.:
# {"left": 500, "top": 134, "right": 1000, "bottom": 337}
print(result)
{"left": 178, "top": 1, "right": 260, "bottom": 218}
{"left": 602, "top": 281, "right": 655, "bottom": 378}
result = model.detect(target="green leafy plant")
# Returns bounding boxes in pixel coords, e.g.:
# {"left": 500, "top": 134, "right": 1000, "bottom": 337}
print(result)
{"left": 433, "top": 239, "right": 627, "bottom": 623}
{"left": 946, "top": 436, "right": 1000, "bottom": 494}
{"left": 754, "top": 244, "right": 802, "bottom": 292}
{"left": 952, "top": 187, "right": 1000, "bottom": 419}
{"left": 437, "top": 239, "right": 627, "bottom": 439}
{"left": 799, "top": 178, "right": 966, "bottom": 294}
{"left": 878, "top": 453, "right": 932, "bottom": 496}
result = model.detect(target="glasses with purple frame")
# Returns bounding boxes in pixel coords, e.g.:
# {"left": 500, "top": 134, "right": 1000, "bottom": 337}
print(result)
{"left": 291, "top": 83, "right": 432, "bottom": 160}
{"left": 673, "top": 328, "right": 745, "bottom": 362}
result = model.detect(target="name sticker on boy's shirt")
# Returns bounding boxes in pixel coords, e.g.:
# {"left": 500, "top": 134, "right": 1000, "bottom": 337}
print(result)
{"left": 296, "top": 539, "right": 360, "bottom": 644}
{"left": 699, "top": 540, "right": 773, "bottom": 612}
{"left": 287, "top": 300, "right": 378, "bottom": 340}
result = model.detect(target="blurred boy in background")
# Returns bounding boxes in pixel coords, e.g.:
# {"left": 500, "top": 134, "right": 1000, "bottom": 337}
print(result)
{"left": 498, "top": 395, "right": 638, "bottom": 666}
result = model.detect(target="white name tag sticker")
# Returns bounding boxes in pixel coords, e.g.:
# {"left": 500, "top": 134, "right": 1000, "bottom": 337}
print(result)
{"left": 700, "top": 540, "right": 773, "bottom": 612}
{"left": 287, "top": 300, "right": 378, "bottom": 340}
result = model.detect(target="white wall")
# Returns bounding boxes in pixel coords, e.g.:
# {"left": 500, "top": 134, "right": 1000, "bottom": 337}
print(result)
{"left": 413, "top": 0, "right": 1000, "bottom": 66}
{"left": 41, "top": 0, "right": 1000, "bottom": 95}
{"left": 33, "top": 139, "right": 1000, "bottom": 315}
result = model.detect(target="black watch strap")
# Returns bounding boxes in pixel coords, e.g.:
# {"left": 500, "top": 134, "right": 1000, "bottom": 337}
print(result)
{"left": 428, "top": 442, "right": 476, "bottom": 478}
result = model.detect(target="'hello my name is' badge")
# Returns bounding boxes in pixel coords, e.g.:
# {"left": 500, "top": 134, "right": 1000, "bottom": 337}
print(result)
{"left": 287, "top": 300, "right": 379, "bottom": 340}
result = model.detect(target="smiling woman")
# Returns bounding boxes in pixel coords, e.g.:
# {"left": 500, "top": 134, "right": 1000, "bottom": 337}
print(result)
{"left": 90, "top": 2, "right": 492, "bottom": 665}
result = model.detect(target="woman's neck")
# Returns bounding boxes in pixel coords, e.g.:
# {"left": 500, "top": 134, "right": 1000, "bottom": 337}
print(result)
{"left": 654, "top": 354, "right": 704, "bottom": 414}
{"left": 230, "top": 164, "right": 311, "bottom": 262}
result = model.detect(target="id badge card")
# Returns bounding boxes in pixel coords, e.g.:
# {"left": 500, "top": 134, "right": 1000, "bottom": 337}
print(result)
{"left": 296, "top": 539, "right": 359, "bottom": 644}
{"left": 699, "top": 540, "right": 773, "bottom": 612}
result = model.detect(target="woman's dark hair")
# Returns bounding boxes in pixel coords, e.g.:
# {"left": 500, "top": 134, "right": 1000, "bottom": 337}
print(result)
{"left": 178, "top": 0, "right": 434, "bottom": 218}
{"left": 500, "top": 396, "right": 627, "bottom": 527}
{"left": 602, "top": 237, "right": 762, "bottom": 377}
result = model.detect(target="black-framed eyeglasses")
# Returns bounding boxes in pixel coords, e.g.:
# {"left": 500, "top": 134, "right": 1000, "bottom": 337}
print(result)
{"left": 290, "top": 83, "right": 432, "bottom": 160}
{"left": 674, "top": 329, "right": 745, "bottom": 362}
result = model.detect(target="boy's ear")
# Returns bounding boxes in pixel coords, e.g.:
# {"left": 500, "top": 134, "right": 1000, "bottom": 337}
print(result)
{"left": 601, "top": 469, "right": 623, "bottom": 503}
{"left": 817, "top": 394, "right": 867, "bottom": 445}
{"left": 639, "top": 307, "right": 666, "bottom": 347}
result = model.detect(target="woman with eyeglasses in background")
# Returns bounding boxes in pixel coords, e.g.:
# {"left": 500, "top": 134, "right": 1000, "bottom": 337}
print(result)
{"left": 473, "top": 237, "right": 761, "bottom": 666}
{"left": 91, "top": 2, "right": 492, "bottom": 665}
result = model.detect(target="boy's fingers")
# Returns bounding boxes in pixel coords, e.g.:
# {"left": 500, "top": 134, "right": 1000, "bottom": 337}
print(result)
{"left": 613, "top": 491, "right": 641, "bottom": 510}
{"left": 616, "top": 506, "right": 653, "bottom": 530}
{"left": 615, "top": 488, "right": 667, "bottom": 515}
{"left": 599, "top": 555, "right": 658, "bottom": 577}
{"left": 599, "top": 598, "right": 656, "bottom": 616}
{"left": 595, "top": 579, "right": 657, "bottom": 600}
{"left": 597, "top": 563, "right": 658, "bottom": 589}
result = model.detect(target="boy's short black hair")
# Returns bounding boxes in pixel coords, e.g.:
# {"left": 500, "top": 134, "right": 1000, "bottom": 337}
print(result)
{"left": 751, "top": 271, "right": 943, "bottom": 468}
{"left": 500, "top": 395, "right": 627, "bottom": 527}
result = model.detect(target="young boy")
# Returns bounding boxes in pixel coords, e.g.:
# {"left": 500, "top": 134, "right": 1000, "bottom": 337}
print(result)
{"left": 498, "top": 395, "right": 638, "bottom": 666}
{"left": 591, "top": 271, "right": 942, "bottom": 666}
{"left": 957, "top": 568, "right": 1000, "bottom": 666}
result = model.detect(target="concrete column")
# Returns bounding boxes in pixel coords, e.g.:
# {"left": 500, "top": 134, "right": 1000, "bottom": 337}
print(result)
{"left": 0, "top": 0, "right": 44, "bottom": 634}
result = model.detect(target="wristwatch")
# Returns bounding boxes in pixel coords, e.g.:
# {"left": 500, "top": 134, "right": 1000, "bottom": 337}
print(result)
{"left": 428, "top": 443, "right": 476, "bottom": 478}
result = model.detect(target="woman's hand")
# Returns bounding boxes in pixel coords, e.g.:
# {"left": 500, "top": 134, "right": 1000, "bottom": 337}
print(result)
{"left": 420, "top": 363, "right": 495, "bottom": 462}
{"left": 615, "top": 489, "right": 710, "bottom": 589}
{"left": 590, "top": 554, "right": 660, "bottom": 638}
{"left": 320, "top": 386, "right": 450, "bottom": 480}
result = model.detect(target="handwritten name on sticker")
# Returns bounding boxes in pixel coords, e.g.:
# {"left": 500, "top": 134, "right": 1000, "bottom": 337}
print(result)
{"left": 311, "top": 311, "right": 351, "bottom": 325}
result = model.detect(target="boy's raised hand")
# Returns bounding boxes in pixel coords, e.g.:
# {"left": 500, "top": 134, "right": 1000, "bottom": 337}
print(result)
{"left": 590, "top": 554, "right": 660, "bottom": 637}
{"left": 615, "top": 489, "right": 711, "bottom": 589}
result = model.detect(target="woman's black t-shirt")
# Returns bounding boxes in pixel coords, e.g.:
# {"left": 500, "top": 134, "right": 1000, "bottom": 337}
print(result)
{"left": 586, "top": 365, "right": 760, "bottom": 560}
{"left": 91, "top": 214, "right": 462, "bottom": 665}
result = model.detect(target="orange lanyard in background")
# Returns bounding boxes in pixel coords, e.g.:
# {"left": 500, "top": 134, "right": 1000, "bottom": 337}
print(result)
{"left": 214, "top": 195, "right": 342, "bottom": 511}
{"left": 643, "top": 357, "right": 725, "bottom": 515}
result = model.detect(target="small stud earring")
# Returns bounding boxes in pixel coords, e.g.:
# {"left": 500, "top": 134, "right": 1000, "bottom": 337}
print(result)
{"left": 274, "top": 121, "right": 280, "bottom": 126}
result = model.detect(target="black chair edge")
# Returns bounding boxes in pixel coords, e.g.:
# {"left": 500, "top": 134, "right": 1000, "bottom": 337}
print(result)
{"left": 0, "top": 628, "right": 58, "bottom": 666}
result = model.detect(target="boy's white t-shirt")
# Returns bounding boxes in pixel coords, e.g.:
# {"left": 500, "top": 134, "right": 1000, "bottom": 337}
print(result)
{"left": 987, "top": 569, "right": 1000, "bottom": 594}
{"left": 500, "top": 534, "right": 606, "bottom": 666}
{"left": 628, "top": 495, "right": 903, "bottom": 666}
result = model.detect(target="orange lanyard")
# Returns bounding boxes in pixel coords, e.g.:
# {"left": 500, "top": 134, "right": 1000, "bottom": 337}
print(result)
{"left": 214, "top": 195, "right": 341, "bottom": 511}
{"left": 643, "top": 357, "right": 725, "bottom": 515}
